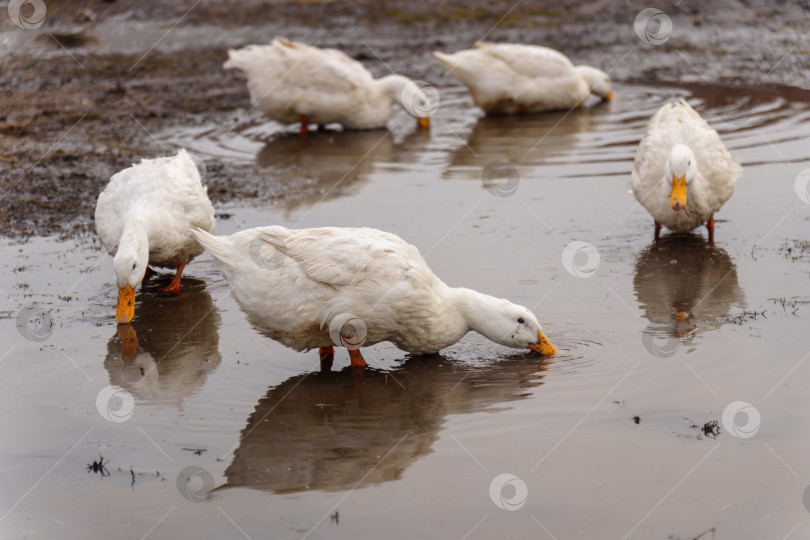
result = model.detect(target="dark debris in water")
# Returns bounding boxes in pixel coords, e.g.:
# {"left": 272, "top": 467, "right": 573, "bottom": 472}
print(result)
{"left": 685, "top": 419, "right": 720, "bottom": 440}
{"left": 86, "top": 453, "right": 109, "bottom": 477}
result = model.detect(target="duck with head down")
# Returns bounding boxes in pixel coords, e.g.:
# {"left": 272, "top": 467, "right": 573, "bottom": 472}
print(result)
{"left": 225, "top": 37, "right": 434, "bottom": 133}
{"left": 95, "top": 149, "right": 215, "bottom": 323}
{"left": 631, "top": 99, "right": 741, "bottom": 242}
{"left": 191, "top": 225, "right": 557, "bottom": 365}
{"left": 434, "top": 42, "right": 612, "bottom": 114}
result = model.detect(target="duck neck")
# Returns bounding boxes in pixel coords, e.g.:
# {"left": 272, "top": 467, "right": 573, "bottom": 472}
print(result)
{"left": 114, "top": 217, "right": 149, "bottom": 286}
{"left": 377, "top": 74, "right": 412, "bottom": 103}
{"left": 449, "top": 287, "right": 503, "bottom": 342}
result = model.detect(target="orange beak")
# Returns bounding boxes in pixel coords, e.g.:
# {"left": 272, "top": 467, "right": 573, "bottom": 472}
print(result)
{"left": 417, "top": 116, "right": 430, "bottom": 128}
{"left": 670, "top": 174, "right": 687, "bottom": 211}
{"left": 530, "top": 329, "right": 558, "bottom": 357}
{"left": 604, "top": 91, "right": 613, "bottom": 101}
{"left": 116, "top": 284, "right": 136, "bottom": 324}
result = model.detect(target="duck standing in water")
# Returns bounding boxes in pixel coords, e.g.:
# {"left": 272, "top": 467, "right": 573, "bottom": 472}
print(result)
{"left": 192, "top": 226, "right": 557, "bottom": 365}
{"left": 95, "top": 149, "right": 215, "bottom": 323}
{"left": 631, "top": 99, "right": 741, "bottom": 242}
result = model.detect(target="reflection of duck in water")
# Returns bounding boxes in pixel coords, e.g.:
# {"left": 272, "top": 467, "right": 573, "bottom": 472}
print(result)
{"left": 256, "top": 127, "right": 430, "bottom": 211}
{"left": 218, "top": 356, "right": 548, "bottom": 494}
{"left": 444, "top": 108, "right": 598, "bottom": 179}
{"left": 103, "top": 280, "right": 221, "bottom": 407}
{"left": 633, "top": 234, "right": 745, "bottom": 336}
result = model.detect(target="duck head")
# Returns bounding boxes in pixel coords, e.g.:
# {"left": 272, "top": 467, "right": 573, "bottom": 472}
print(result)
{"left": 463, "top": 291, "right": 558, "bottom": 356}
{"left": 113, "top": 225, "right": 149, "bottom": 324}
{"left": 665, "top": 144, "right": 698, "bottom": 212}
{"left": 382, "top": 74, "right": 435, "bottom": 128}
{"left": 575, "top": 65, "right": 613, "bottom": 101}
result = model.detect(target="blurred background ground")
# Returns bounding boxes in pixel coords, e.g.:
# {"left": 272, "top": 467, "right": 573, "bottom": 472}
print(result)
{"left": 1, "top": 0, "right": 808, "bottom": 237}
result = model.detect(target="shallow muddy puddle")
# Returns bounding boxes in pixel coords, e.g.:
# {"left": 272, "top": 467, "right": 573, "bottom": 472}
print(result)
{"left": 3, "top": 82, "right": 810, "bottom": 539}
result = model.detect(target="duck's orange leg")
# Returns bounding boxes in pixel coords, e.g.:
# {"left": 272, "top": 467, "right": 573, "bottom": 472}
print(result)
{"left": 348, "top": 348, "right": 366, "bottom": 367}
{"left": 160, "top": 261, "right": 186, "bottom": 294}
{"left": 299, "top": 114, "right": 310, "bottom": 135}
{"left": 143, "top": 266, "right": 157, "bottom": 281}
{"left": 654, "top": 220, "right": 662, "bottom": 241}
{"left": 707, "top": 215, "right": 715, "bottom": 244}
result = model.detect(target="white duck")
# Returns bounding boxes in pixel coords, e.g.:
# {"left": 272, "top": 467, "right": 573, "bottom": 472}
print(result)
{"left": 191, "top": 226, "right": 557, "bottom": 365}
{"left": 95, "top": 149, "right": 216, "bottom": 323}
{"left": 631, "top": 100, "right": 741, "bottom": 241}
{"left": 224, "top": 37, "right": 434, "bottom": 133}
{"left": 433, "top": 42, "right": 612, "bottom": 114}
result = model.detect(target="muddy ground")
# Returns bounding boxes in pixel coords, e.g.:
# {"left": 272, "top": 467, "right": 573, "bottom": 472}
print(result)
{"left": 1, "top": 0, "right": 809, "bottom": 237}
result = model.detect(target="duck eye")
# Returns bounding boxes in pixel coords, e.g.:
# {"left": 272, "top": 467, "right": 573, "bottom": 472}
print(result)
{"left": 518, "top": 318, "right": 525, "bottom": 324}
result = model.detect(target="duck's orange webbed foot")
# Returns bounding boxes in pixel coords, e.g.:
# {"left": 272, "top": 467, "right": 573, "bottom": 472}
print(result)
{"left": 160, "top": 261, "right": 186, "bottom": 294}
